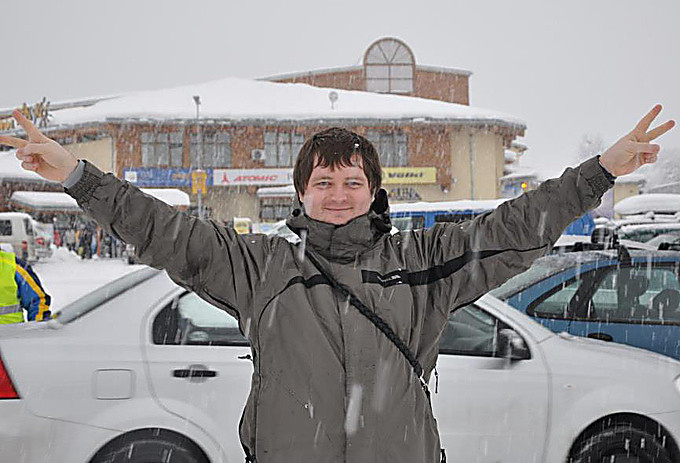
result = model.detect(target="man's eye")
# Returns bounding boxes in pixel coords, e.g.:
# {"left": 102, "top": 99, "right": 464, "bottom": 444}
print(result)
{"left": 316, "top": 181, "right": 329, "bottom": 187}
{"left": 348, "top": 181, "right": 362, "bottom": 187}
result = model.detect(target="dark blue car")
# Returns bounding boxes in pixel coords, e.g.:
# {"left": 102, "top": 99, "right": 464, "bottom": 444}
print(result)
{"left": 489, "top": 248, "right": 680, "bottom": 359}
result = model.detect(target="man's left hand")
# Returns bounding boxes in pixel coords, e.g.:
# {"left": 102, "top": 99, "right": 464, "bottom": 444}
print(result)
{"left": 599, "top": 105, "right": 675, "bottom": 177}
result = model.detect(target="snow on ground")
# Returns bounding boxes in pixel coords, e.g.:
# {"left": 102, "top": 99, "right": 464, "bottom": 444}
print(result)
{"left": 32, "top": 246, "right": 145, "bottom": 312}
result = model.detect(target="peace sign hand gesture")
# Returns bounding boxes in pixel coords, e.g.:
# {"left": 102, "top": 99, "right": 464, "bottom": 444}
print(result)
{"left": 599, "top": 105, "right": 676, "bottom": 177}
{"left": 0, "top": 110, "right": 79, "bottom": 183}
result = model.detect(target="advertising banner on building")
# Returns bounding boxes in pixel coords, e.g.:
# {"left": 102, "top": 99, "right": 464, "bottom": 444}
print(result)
{"left": 213, "top": 169, "right": 293, "bottom": 186}
{"left": 123, "top": 168, "right": 214, "bottom": 187}
{"left": 382, "top": 167, "right": 437, "bottom": 184}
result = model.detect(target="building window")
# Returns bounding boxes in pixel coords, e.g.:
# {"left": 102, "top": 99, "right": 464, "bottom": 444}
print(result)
{"left": 0, "top": 220, "right": 11, "bottom": 236}
{"left": 264, "top": 131, "right": 304, "bottom": 167}
{"left": 190, "top": 132, "right": 231, "bottom": 168}
{"left": 141, "top": 131, "right": 184, "bottom": 167}
{"left": 366, "top": 130, "right": 408, "bottom": 166}
{"left": 364, "top": 38, "right": 415, "bottom": 94}
{"left": 260, "top": 199, "right": 293, "bottom": 221}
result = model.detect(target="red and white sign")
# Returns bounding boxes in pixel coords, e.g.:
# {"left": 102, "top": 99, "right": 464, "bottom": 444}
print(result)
{"left": 213, "top": 169, "right": 294, "bottom": 186}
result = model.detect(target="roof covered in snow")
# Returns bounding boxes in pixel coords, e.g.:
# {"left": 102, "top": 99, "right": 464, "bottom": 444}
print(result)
{"left": 257, "top": 185, "right": 296, "bottom": 198}
{"left": 0, "top": 149, "right": 58, "bottom": 183}
{"left": 10, "top": 77, "right": 525, "bottom": 130}
{"left": 140, "top": 188, "right": 190, "bottom": 206}
{"left": 10, "top": 191, "right": 80, "bottom": 211}
{"left": 0, "top": 211, "right": 33, "bottom": 219}
{"left": 615, "top": 173, "right": 646, "bottom": 185}
{"left": 614, "top": 194, "right": 680, "bottom": 215}
{"left": 504, "top": 150, "right": 517, "bottom": 163}
{"left": 501, "top": 165, "right": 537, "bottom": 181}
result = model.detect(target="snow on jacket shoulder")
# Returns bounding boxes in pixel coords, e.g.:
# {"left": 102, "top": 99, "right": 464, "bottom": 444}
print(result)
{"left": 64, "top": 156, "right": 611, "bottom": 463}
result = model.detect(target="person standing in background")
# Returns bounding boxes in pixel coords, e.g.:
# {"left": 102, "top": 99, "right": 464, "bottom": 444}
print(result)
{"left": 0, "top": 243, "right": 51, "bottom": 323}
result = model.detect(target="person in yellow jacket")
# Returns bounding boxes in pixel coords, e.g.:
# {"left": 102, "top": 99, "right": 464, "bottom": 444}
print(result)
{"left": 0, "top": 243, "right": 51, "bottom": 324}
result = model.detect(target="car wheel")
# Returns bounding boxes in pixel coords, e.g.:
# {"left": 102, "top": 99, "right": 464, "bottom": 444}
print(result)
{"left": 91, "top": 431, "right": 208, "bottom": 463}
{"left": 570, "top": 424, "right": 673, "bottom": 463}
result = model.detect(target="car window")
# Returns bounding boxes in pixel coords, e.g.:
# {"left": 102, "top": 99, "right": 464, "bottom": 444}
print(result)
{"left": 152, "top": 292, "right": 249, "bottom": 346}
{"left": 530, "top": 278, "right": 581, "bottom": 318}
{"left": 0, "top": 220, "right": 11, "bottom": 236}
{"left": 439, "top": 305, "right": 513, "bottom": 357}
{"left": 434, "top": 212, "right": 477, "bottom": 224}
{"left": 587, "top": 266, "right": 680, "bottom": 323}
{"left": 528, "top": 265, "right": 680, "bottom": 324}
{"left": 23, "top": 218, "right": 33, "bottom": 236}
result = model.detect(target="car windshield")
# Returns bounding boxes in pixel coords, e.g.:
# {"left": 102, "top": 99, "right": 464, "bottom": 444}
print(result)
{"left": 488, "top": 262, "right": 558, "bottom": 300}
{"left": 488, "top": 251, "right": 615, "bottom": 300}
{"left": 619, "top": 226, "right": 680, "bottom": 243}
{"left": 646, "top": 233, "right": 680, "bottom": 247}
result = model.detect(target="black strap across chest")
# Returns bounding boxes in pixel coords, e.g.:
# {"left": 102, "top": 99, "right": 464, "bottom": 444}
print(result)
{"left": 304, "top": 250, "right": 427, "bottom": 390}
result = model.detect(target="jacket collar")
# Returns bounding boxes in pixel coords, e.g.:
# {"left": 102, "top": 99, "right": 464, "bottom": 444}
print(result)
{"left": 286, "top": 189, "right": 392, "bottom": 263}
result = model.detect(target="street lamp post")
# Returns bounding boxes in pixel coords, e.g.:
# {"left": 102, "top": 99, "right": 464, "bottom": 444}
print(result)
{"left": 193, "top": 95, "right": 203, "bottom": 219}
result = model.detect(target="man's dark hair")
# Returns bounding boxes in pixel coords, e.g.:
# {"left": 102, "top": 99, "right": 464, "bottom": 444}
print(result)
{"left": 293, "top": 127, "right": 382, "bottom": 197}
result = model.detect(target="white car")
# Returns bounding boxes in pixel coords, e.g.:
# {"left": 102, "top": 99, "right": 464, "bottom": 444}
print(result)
{"left": 1, "top": 268, "right": 680, "bottom": 462}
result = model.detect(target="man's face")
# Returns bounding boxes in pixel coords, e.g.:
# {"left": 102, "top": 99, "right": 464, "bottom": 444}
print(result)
{"left": 299, "top": 155, "right": 373, "bottom": 225}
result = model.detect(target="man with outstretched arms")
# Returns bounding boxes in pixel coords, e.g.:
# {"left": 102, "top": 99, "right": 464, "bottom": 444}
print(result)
{"left": 0, "top": 106, "right": 674, "bottom": 463}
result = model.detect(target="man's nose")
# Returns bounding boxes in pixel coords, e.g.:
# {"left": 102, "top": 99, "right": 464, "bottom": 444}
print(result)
{"left": 328, "top": 185, "right": 348, "bottom": 202}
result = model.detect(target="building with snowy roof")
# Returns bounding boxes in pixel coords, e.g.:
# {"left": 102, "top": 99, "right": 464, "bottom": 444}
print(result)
{"left": 0, "top": 146, "right": 66, "bottom": 218}
{"left": 0, "top": 37, "right": 526, "bottom": 223}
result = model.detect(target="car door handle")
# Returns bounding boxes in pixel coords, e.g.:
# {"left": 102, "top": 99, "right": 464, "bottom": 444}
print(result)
{"left": 173, "top": 365, "right": 218, "bottom": 379}
{"left": 587, "top": 332, "right": 613, "bottom": 342}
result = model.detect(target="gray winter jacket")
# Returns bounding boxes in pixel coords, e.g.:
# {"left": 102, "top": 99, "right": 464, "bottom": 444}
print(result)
{"left": 64, "top": 156, "right": 612, "bottom": 463}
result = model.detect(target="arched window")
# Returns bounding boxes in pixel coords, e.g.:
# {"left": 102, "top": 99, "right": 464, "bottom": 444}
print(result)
{"left": 364, "top": 38, "right": 415, "bottom": 94}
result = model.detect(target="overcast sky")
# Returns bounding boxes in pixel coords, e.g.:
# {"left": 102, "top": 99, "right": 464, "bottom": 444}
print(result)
{"left": 2, "top": 0, "right": 678, "bottom": 177}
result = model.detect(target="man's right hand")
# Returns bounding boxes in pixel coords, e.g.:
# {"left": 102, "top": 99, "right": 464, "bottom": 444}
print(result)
{"left": 0, "top": 109, "right": 79, "bottom": 183}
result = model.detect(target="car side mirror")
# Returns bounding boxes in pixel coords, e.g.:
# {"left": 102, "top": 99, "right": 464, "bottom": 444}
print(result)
{"left": 498, "top": 328, "right": 530, "bottom": 361}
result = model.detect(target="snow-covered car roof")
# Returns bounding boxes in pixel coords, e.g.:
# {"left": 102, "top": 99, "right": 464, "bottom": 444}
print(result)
{"left": 611, "top": 212, "right": 680, "bottom": 228}
{"left": 619, "top": 222, "right": 680, "bottom": 232}
{"left": 614, "top": 194, "right": 680, "bottom": 216}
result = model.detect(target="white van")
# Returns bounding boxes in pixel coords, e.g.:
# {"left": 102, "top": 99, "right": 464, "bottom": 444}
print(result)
{"left": 0, "top": 212, "right": 38, "bottom": 262}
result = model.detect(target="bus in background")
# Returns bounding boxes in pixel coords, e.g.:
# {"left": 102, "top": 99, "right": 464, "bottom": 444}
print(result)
{"left": 389, "top": 199, "right": 595, "bottom": 236}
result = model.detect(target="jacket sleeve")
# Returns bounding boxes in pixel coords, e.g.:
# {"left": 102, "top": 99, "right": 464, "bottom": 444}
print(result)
{"left": 14, "top": 259, "right": 51, "bottom": 321}
{"left": 405, "top": 156, "right": 613, "bottom": 314}
{"left": 64, "top": 161, "right": 272, "bottom": 321}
